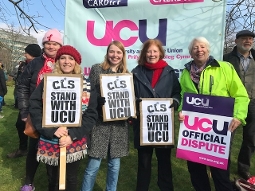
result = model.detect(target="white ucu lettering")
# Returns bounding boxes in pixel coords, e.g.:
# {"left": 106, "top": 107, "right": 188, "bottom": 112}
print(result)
{"left": 186, "top": 97, "right": 209, "bottom": 107}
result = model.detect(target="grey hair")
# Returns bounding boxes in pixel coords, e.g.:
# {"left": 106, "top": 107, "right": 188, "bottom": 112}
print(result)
{"left": 188, "top": 37, "right": 210, "bottom": 55}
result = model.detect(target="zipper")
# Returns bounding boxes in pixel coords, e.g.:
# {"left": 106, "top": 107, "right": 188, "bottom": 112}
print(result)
{"left": 152, "top": 88, "right": 156, "bottom": 97}
{"left": 209, "top": 75, "right": 214, "bottom": 95}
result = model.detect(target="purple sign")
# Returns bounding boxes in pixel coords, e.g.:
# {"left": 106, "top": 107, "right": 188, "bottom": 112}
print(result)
{"left": 83, "top": 0, "right": 128, "bottom": 8}
{"left": 182, "top": 93, "right": 234, "bottom": 117}
{"left": 177, "top": 93, "right": 234, "bottom": 170}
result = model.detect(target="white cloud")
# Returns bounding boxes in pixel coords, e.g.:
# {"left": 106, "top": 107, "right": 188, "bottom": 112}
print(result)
{"left": 30, "top": 30, "right": 47, "bottom": 46}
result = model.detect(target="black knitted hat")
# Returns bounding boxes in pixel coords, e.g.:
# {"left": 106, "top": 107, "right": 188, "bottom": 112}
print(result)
{"left": 25, "top": 44, "right": 42, "bottom": 57}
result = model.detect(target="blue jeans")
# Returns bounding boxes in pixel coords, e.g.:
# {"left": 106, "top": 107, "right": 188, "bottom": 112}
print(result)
{"left": 81, "top": 156, "right": 120, "bottom": 191}
{"left": 0, "top": 96, "right": 3, "bottom": 112}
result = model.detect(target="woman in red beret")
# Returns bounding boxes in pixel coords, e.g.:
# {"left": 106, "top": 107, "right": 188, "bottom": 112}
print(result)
{"left": 29, "top": 45, "right": 98, "bottom": 191}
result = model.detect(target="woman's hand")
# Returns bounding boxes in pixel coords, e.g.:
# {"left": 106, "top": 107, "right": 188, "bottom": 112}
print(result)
{"left": 54, "top": 127, "right": 68, "bottom": 138}
{"left": 228, "top": 118, "right": 241, "bottom": 132}
{"left": 22, "top": 118, "right": 27, "bottom": 122}
{"left": 178, "top": 111, "right": 185, "bottom": 121}
{"left": 59, "top": 135, "right": 73, "bottom": 148}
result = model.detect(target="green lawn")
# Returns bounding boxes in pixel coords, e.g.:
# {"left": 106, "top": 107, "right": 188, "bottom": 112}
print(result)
{"left": 0, "top": 86, "right": 253, "bottom": 191}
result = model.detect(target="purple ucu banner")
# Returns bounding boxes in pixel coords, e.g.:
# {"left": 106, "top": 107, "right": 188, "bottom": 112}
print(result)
{"left": 83, "top": 0, "right": 128, "bottom": 8}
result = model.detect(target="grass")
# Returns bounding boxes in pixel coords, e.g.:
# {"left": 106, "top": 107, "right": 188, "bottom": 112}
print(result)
{"left": 0, "top": 85, "right": 253, "bottom": 191}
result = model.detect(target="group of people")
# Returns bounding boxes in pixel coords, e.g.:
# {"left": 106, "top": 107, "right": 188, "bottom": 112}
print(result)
{"left": 4, "top": 27, "right": 255, "bottom": 191}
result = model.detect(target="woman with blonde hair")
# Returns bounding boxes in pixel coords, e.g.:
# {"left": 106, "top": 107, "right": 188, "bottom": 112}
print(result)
{"left": 29, "top": 45, "right": 98, "bottom": 191}
{"left": 81, "top": 40, "right": 129, "bottom": 191}
{"left": 179, "top": 37, "right": 249, "bottom": 191}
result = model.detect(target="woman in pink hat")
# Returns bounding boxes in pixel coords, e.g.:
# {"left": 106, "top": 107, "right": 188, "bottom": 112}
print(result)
{"left": 18, "top": 28, "right": 63, "bottom": 191}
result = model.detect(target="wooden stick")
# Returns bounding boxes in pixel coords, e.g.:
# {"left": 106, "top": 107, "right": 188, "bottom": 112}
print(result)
{"left": 59, "top": 127, "right": 67, "bottom": 190}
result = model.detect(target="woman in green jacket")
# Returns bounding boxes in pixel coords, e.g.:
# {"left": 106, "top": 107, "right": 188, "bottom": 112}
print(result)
{"left": 178, "top": 37, "right": 249, "bottom": 191}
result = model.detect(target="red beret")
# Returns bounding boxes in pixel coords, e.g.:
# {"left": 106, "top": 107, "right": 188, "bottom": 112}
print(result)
{"left": 55, "top": 45, "right": 81, "bottom": 64}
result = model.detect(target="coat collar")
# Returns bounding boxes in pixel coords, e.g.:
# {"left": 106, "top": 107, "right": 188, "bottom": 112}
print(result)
{"left": 230, "top": 46, "right": 255, "bottom": 59}
{"left": 184, "top": 56, "right": 220, "bottom": 71}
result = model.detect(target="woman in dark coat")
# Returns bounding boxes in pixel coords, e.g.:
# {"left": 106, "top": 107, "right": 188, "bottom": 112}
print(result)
{"left": 132, "top": 39, "right": 181, "bottom": 191}
{"left": 29, "top": 45, "right": 98, "bottom": 191}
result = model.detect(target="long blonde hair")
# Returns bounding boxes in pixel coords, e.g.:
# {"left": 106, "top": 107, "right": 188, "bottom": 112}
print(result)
{"left": 53, "top": 60, "right": 82, "bottom": 74}
{"left": 101, "top": 41, "right": 128, "bottom": 73}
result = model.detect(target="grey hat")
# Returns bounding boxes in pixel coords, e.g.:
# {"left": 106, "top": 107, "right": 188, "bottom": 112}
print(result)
{"left": 236, "top": 30, "right": 255, "bottom": 39}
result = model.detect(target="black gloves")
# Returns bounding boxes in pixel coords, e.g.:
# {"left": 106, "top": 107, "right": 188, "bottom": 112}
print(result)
{"left": 97, "top": 96, "right": 106, "bottom": 106}
{"left": 136, "top": 98, "right": 142, "bottom": 105}
{"left": 170, "top": 100, "right": 179, "bottom": 111}
{"left": 127, "top": 116, "right": 134, "bottom": 125}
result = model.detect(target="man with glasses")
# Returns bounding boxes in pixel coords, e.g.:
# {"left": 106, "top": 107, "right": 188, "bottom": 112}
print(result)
{"left": 224, "top": 29, "right": 255, "bottom": 180}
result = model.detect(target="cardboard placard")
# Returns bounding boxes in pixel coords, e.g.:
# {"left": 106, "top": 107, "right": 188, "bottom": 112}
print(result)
{"left": 42, "top": 74, "right": 83, "bottom": 127}
{"left": 100, "top": 73, "right": 136, "bottom": 121}
{"left": 139, "top": 98, "right": 174, "bottom": 146}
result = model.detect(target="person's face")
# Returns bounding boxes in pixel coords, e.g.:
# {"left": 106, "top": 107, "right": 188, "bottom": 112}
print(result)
{"left": 146, "top": 44, "right": 161, "bottom": 64}
{"left": 43, "top": 41, "right": 61, "bottom": 58}
{"left": 24, "top": 52, "right": 34, "bottom": 61}
{"left": 235, "top": 36, "right": 254, "bottom": 53}
{"left": 190, "top": 41, "right": 209, "bottom": 65}
{"left": 59, "top": 54, "right": 76, "bottom": 74}
{"left": 107, "top": 44, "right": 123, "bottom": 66}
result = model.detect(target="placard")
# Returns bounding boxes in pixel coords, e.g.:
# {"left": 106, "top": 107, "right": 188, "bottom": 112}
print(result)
{"left": 140, "top": 98, "right": 174, "bottom": 146}
{"left": 42, "top": 74, "right": 83, "bottom": 127}
{"left": 100, "top": 73, "right": 136, "bottom": 121}
{"left": 176, "top": 93, "right": 234, "bottom": 170}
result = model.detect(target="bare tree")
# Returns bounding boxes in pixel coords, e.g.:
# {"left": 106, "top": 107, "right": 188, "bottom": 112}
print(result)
{"left": 224, "top": 0, "right": 255, "bottom": 53}
{"left": 0, "top": 25, "right": 37, "bottom": 73}
{"left": 0, "top": 0, "right": 64, "bottom": 35}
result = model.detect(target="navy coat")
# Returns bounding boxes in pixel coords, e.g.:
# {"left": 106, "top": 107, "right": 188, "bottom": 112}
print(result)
{"left": 132, "top": 64, "right": 181, "bottom": 148}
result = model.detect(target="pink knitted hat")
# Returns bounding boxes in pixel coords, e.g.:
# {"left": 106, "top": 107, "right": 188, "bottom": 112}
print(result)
{"left": 42, "top": 29, "right": 63, "bottom": 46}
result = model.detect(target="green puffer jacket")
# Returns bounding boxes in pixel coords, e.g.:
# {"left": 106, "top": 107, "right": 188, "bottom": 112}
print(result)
{"left": 179, "top": 58, "right": 249, "bottom": 125}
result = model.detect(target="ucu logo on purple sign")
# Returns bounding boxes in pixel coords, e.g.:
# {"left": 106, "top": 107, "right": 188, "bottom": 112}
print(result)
{"left": 83, "top": 0, "right": 128, "bottom": 8}
{"left": 186, "top": 97, "right": 209, "bottom": 107}
{"left": 86, "top": 19, "right": 167, "bottom": 47}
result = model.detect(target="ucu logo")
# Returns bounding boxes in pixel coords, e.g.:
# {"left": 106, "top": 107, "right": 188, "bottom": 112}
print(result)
{"left": 86, "top": 19, "right": 167, "bottom": 47}
{"left": 184, "top": 116, "right": 228, "bottom": 136}
{"left": 186, "top": 96, "right": 209, "bottom": 107}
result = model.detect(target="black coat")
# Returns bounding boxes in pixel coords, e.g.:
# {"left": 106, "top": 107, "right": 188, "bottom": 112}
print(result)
{"left": 17, "top": 56, "right": 45, "bottom": 119}
{"left": 132, "top": 64, "right": 181, "bottom": 148}
{"left": 0, "top": 69, "right": 7, "bottom": 97}
{"left": 223, "top": 46, "right": 255, "bottom": 76}
{"left": 29, "top": 80, "right": 98, "bottom": 142}
{"left": 13, "top": 61, "right": 27, "bottom": 98}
